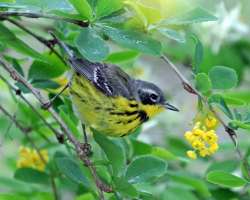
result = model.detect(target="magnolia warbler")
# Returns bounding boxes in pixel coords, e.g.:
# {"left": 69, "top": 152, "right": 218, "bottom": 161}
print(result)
{"left": 51, "top": 34, "right": 178, "bottom": 137}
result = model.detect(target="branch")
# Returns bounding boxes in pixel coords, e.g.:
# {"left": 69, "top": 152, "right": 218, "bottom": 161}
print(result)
{"left": 0, "top": 59, "right": 112, "bottom": 199}
{"left": 0, "top": 104, "right": 31, "bottom": 133}
{"left": 2, "top": 17, "right": 66, "bottom": 65}
{"left": 161, "top": 55, "right": 238, "bottom": 145}
{"left": 0, "top": 73, "right": 64, "bottom": 143}
{"left": 0, "top": 11, "right": 89, "bottom": 27}
{"left": 161, "top": 55, "right": 250, "bottom": 178}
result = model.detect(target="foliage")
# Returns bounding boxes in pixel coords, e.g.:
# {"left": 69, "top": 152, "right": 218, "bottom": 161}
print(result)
{"left": 0, "top": 1, "right": 249, "bottom": 200}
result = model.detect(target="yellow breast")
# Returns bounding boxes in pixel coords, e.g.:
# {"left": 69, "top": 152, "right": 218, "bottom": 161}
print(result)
{"left": 69, "top": 73, "right": 164, "bottom": 137}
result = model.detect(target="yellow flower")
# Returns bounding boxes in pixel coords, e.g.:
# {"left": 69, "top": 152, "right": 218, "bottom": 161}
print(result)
{"left": 192, "top": 128, "right": 204, "bottom": 137}
{"left": 209, "top": 143, "right": 219, "bottom": 154}
{"left": 17, "top": 159, "right": 31, "bottom": 168}
{"left": 19, "top": 146, "right": 31, "bottom": 157}
{"left": 199, "top": 148, "right": 210, "bottom": 157}
{"left": 205, "top": 117, "right": 218, "bottom": 129}
{"left": 17, "top": 146, "right": 49, "bottom": 171}
{"left": 186, "top": 150, "right": 197, "bottom": 160}
{"left": 191, "top": 140, "right": 205, "bottom": 150}
{"left": 36, "top": 163, "right": 46, "bottom": 171}
{"left": 184, "top": 131, "right": 194, "bottom": 142}
{"left": 184, "top": 117, "right": 219, "bottom": 159}
{"left": 203, "top": 130, "right": 218, "bottom": 144}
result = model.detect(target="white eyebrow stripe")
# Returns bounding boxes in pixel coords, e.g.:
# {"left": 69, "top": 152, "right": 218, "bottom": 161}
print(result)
{"left": 142, "top": 88, "right": 158, "bottom": 95}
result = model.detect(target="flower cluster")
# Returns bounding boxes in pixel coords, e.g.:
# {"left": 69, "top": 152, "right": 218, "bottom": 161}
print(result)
{"left": 17, "top": 146, "right": 49, "bottom": 171}
{"left": 185, "top": 116, "right": 219, "bottom": 160}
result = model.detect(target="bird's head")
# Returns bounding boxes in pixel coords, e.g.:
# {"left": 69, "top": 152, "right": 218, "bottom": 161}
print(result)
{"left": 135, "top": 80, "right": 179, "bottom": 112}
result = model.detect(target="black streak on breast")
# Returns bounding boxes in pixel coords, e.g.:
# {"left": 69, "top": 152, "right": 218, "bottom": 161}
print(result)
{"left": 138, "top": 110, "right": 149, "bottom": 122}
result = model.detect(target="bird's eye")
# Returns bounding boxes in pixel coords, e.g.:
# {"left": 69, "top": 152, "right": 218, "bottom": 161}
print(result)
{"left": 149, "top": 93, "right": 159, "bottom": 102}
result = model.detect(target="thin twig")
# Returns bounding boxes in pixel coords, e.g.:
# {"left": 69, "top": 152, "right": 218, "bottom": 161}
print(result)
{"left": 0, "top": 105, "right": 31, "bottom": 133}
{"left": 0, "top": 11, "right": 89, "bottom": 27}
{"left": 2, "top": 17, "right": 66, "bottom": 65}
{"left": 0, "top": 73, "right": 63, "bottom": 143}
{"left": 161, "top": 55, "right": 237, "bottom": 144}
{"left": 0, "top": 59, "right": 112, "bottom": 199}
{"left": 50, "top": 176, "right": 59, "bottom": 200}
{"left": 161, "top": 55, "right": 250, "bottom": 176}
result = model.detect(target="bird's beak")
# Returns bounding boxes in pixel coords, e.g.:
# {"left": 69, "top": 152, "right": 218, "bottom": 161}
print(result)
{"left": 164, "top": 102, "right": 179, "bottom": 112}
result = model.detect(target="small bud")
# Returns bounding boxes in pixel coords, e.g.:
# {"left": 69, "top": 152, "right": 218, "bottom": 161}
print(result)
{"left": 186, "top": 150, "right": 197, "bottom": 160}
{"left": 205, "top": 117, "right": 217, "bottom": 129}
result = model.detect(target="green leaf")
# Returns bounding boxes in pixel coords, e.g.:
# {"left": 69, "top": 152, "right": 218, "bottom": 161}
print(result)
{"left": 163, "top": 187, "right": 199, "bottom": 200}
{"left": 208, "top": 94, "right": 234, "bottom": 119}
{"left": 75, "top": 28, "right": 109, "bottom": 62}
{"left": 51, "top": 10, "right": 83, "bottom": 20}
{"left": 54, "top": 154, "right": 89, "bottom": 187}
{"left": 223, "top": 90, "right": 250, "bottom": 104}
{"left": 12, "top": 60, "right": 24, "bottom": 77}
{"left": 229, "top": 120, "right": 250, "bottom": 131}
{"left": 195, "top": 73, "right": 212, "bottom": 95}
{"left": 168, "top": 171, "right": 211, "bottom": 198}
{"left": 93, "top": 131, "right": 126, "bottom": 176}
{"left": 192, "top": 36, "right": 203, "bottom": 73}
{"left": 241, "top": 149, "right": 250, "bottom": 181}
{"left": 207, "top": 170, "right": 247, "bottom": 188}
{"left": 158, "top": 28, "right": 185, "bottom": 43}
{"left": 96, "top": 0, "right": 123, "bottom": 18}
{"left": 105, "top": 50, "right": 140, "bottom": 63}
{"left": 113, "top": 177, "right": 138, "bottom": 198}
{"left": 0, "top": 0, "right": 15, "bottom": 2}
{"left": 76, "top": 193, "right": 95, "bottom": 200}
{"left": 0, "top": 23, "right": 43, "bottom": 60}
{"left": 31, "top": 80, "right": 60, "bottom": 89}
{"left": 162, "top": 7, "right": 217, "bottom": 25}
{"left": 221, "top": 95, "right": 246, "bottom": 106}
{"left": 0, "top": 194, "right": 26, "bottom": 200}
{"left": 131, "top": 139, "right": 152, "bottom": 156}
{"left": 99, "top": 9, "right": 132, "bottom": 24}
{"left": 210, "top": 188, "right": 238, "bottom": 200}
{"left": 68, "top": 0, "right": 92, "bottom": 19}
{"left": 4, "top": 56, "right": 24, "bottom": 76}
{"left": 28, "top": 60, "right": 65, "bottom": 81}
{"left": 0, "top": 176, "right": 34, "bottom": 193}
{"left": 151, "top": 146, "right": 177, "bottom": 161}
{"left": 125, "top": 155, "right": 167, "bottom": 184}
{"left": 96, "top": 165, "right": 112, "bottom": 184}
{"left": 0, "top": 0, "right": 73, "bottom": 11}
{"left": 14, "top": 168, "right": 50, "bottom": 184}
{"left": 207, "top": 160, "right": 239, "bottom": 173}
{"left": 14, "top": 82, "right": 30, "bottom": 93}
{"left": 131, "top": 140, "right": 177, "bottom": 160}
{"left": 59, "top": 106, "right": 80, "bottom": 137}
{"left": 103, "top": 26, "right": 162, "bottom": 55}
{"left": 139, "top": 192, "right": 154, "bottom": 200}
{"left": 209, "top": 66, "right": 238, "bottom": 89}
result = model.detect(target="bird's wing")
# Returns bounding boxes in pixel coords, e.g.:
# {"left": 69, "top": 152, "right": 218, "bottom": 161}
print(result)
{"left": 69, "top": 58, "right": 134, "bottom": 99}
{"left": 51, "top": 35, "right": 135, "bottom": 99}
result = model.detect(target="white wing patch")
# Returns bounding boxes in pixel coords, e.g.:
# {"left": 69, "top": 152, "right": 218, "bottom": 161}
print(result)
{"left": 93, "top": 67, "right": 113, "bottom": 95}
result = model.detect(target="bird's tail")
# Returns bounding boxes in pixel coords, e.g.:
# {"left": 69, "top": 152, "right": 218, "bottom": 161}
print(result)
{"left": 49, "top": 31, "right": 94, "bottom": 79}
{"left": 49, "top": 31, "right": 75, "bottom": 60}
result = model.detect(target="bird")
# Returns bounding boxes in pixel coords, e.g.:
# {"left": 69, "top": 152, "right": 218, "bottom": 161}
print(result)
{"left": 50, "top": 33, "right": 179, "bottom": 137}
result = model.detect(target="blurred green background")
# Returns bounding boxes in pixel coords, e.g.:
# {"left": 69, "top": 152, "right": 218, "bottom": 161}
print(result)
{"left": 0, "top": 0, "right": 250, "bottom": 200}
